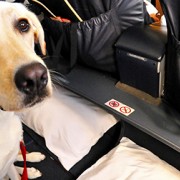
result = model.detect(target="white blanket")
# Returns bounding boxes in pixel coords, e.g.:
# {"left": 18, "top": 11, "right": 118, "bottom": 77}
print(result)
{"left": 18, "top": 86, "right": 180, "bottom": 179}
{"left": 79, "top": 137, "right": 180, "bottom": 180}
{"left": 18, "top": 86, "right": 116, "bottom": 170}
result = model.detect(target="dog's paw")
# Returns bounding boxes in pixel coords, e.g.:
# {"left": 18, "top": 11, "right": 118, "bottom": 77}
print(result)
{"left": 16, "top": 167, "right": 42, "bottom": 179}
{"left": 17, "top": 152, "right": 45, "bottom": 162}
{"left": 27, "top": 167, "right": 42, "bottom": 179}
{"left": 26, "top": 152, "right": 46, "bottom": 162}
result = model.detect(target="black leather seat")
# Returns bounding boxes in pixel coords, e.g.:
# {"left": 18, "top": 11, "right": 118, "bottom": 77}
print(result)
{"left": 160, "top": 0, "right": 180, "bottom": 39}
{"left": 160, "top": 0, "right": 180, "bottom": 112}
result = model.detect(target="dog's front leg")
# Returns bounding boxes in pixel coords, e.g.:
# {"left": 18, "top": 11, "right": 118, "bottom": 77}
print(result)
{"left": 7, "top": 164, "right": 21, "bottom": 180}
{"left": 16, "top": 167, "right": 42, "bottom": 179}
{"left": 17, "top": 152, "right": 45, "bottom": 162}
{"left": 16, "top": 152, "right": 45, "bottom": 179}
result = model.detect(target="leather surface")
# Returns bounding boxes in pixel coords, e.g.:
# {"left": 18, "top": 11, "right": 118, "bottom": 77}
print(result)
{"left": 76, "top": 0, "right": 145, "bottom": 73}
{"left": 160, "top": 0, "right": 180, "bottom": 39}
{"left": 160, "top": 0, "right": 180, "bottom": 112}
{"left": 35, "top": 0, "right": 147, "bottom": 73}
{"left": 115, "top": 25, "right": 167, "bottom": 61}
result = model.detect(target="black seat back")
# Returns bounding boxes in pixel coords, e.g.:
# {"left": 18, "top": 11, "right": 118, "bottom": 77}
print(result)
{"left": 160, "top": 0, "right": 180, "bottom": 112}
{"left": 160, "top": 0, "right": 180, "bottom": 39}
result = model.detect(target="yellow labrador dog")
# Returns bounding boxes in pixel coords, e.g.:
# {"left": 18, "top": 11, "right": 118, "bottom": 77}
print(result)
{"left": 0, "top": 2, "right": 52, "bottom": 179}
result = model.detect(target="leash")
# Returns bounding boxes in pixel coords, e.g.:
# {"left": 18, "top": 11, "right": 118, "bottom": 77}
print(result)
{"left": 20, "top": 141, "right": 28, "bottom": 180}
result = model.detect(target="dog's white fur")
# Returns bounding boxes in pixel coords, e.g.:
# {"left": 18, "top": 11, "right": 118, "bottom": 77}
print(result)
{"left": 0, "top": 111, "right": 22, "bottom": 179}
{"left": 0, "top": 2, "right": 52, "bottom": 179}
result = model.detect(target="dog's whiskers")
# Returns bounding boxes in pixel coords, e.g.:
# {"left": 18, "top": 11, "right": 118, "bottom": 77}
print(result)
{"left": 42, "top": 55, "right": 61, "bottom": 60}
{"left": 49, "top": 70, "right": 69, "bottom": 86}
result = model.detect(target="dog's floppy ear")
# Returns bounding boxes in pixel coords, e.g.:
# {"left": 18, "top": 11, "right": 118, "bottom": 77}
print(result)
{"left": 28, "top": 11, "right": 46, "bottom": 55}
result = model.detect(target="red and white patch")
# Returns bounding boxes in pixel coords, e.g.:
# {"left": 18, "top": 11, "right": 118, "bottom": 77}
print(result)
{"left": 105, "top": 99, "right": 135, "bottom": 116}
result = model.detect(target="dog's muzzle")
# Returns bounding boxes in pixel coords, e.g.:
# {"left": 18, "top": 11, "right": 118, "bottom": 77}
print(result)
{"left": 15, "top": 62, "right": 49, "bottom": 106}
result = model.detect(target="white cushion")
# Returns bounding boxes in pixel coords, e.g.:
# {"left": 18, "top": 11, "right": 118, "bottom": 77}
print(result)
{"left": 18, "top": 86, "right": 117, "bottom": 170}
{"left": 78, "top": 137, "right": 180, "bottom": 180}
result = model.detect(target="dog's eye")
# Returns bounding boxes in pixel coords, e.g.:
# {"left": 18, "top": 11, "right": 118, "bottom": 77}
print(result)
{"left": 17, "top": 19, "right": 30, "bottom": 32}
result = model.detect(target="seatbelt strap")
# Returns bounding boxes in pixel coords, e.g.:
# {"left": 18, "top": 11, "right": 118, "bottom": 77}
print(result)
{"left": 23, "top": 121, "right": 123, "bottom": 179}
{"left": 70, "top": 23, "right": 78, "bottom": 69}
{"left": 52, "top": 22, "right": 78, "bottom": 73}
{"left": 69, "top": 121, "right": 123, "bottom": 178}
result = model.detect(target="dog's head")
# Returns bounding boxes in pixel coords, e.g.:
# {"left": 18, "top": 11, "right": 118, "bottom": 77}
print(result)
{"left": 0, "top": 2, "right": 52, "bottom": 111}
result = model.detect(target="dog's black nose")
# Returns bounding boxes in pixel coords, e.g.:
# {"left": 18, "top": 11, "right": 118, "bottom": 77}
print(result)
{"left": 15, "top": 62, "right": 48, "bottom": 95}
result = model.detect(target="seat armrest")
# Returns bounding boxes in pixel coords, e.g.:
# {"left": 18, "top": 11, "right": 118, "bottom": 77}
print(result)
{"left": 115, "top": 25, "right": 167, "bottom": 61}
{"left": 115, "top": 25, "right": 167, "bottom": 98}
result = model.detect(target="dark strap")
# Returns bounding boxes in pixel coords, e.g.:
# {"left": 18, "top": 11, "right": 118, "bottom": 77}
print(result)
{"left": 69, "top": 121, "right": 123, "bottom": 178}
{"left": 70, "top": 23, "right": 78, "bottom": 69}
{"left": 53, "top": 22, "right": 78, "bottom": 71}
{"left": 14, "top": 0, "right": 25, "bottom": 2}
{"left": 43, "top": 21, "right": 78, "bottom": 74}
{"left": 23, "top": 121, "right": 123, "bottom": 179}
